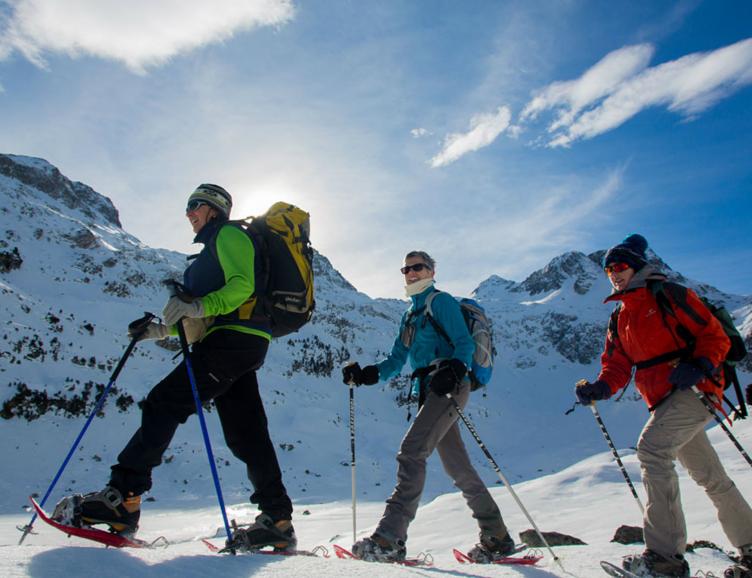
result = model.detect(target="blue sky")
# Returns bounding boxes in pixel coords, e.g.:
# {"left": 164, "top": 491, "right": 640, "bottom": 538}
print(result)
{"left": 0, "top": 0, "right": 750, "bottom": 298}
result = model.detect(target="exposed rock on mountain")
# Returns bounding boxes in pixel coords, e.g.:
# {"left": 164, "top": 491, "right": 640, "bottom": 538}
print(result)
{"left": 0, "top": 152, "right": 749, "bottom": 510}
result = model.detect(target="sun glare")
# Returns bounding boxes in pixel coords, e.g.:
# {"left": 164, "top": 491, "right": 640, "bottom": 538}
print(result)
{"left": 232, "top": 185, "right": 302, "bottom": 220}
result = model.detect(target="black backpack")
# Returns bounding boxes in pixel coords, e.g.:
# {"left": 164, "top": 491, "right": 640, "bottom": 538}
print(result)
{"left": 608, "top": 281, "right": 748, "bottom": 419}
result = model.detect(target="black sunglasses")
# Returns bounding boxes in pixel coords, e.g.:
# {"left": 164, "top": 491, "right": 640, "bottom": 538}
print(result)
{"left": 186, "top": 199, "right": 208, "bottom": 213}
{"left": 401, "top": 263, "right": 431, "bottom": 274}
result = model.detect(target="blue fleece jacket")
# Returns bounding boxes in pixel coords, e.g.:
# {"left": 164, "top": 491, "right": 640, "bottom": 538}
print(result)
{"left": 377, "top": 286, "right": 475, "bottom": 395}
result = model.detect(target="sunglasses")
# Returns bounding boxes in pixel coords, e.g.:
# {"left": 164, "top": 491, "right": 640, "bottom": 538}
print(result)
{"left": 604, "top": 262, "right": 631, "bottom": 275}
{"left": 186, "top": 200, "right": 208, "bottom": 213}
{"left": 401, "top": 263, "right": 431, "bottom": 274}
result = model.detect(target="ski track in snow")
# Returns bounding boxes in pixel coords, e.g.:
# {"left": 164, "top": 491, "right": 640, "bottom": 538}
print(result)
{"left": 3, "top": 418, "right": 752, "bottom": 578}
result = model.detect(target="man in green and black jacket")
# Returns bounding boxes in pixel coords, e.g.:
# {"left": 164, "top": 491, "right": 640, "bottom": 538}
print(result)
{"left": 53, "top": 184, "right": 296, "bottom": 550}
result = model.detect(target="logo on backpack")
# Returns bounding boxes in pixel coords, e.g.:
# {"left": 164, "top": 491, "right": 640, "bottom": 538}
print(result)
{"left": 401, "top": 290, "right": 496, "bottom": 391}
{"left": 233, "top": 202, "right": 315, "bottom": 338}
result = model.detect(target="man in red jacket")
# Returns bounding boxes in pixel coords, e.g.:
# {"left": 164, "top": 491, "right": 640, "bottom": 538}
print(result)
{"left": 576, "top": 234, "right": 752, "bottom": 578}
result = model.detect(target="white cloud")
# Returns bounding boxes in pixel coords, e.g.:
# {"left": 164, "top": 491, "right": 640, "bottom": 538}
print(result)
{"left": 0, "top": 0, "right": 294, "bottom": 73}
{"left": 430, "top": 106, "right": 511, "bottom": 168}
{"left": 521, "top": 44, "right": 654, "bottom": 130}
{"left": 410, "top": 127, "right": 430, "bottom": 138}
{"left": 525, "top": 38, "right": 752, "bottom": 148}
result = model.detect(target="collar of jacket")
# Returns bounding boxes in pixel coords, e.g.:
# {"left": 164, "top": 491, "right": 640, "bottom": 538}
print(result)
{"left": 193, "top": 218, "right": 226, "bottom": 245}
{"left": 604, "top": 266, "right": 667, "bottom": 304}
{"left": 409, "top": 284, "right": 436, "bottom": 309}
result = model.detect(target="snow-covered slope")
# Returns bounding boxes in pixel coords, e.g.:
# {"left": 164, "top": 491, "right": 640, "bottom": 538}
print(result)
{"left": 3, "top": 416, "right": 752, "bottom": 577}
{"left": 1, "top": 152, "right": 750, "bottom": 519}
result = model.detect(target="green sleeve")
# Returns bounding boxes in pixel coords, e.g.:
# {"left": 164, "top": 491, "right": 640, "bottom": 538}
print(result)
{"left": 201, "top": 225, "right": 255, "bottom": 316}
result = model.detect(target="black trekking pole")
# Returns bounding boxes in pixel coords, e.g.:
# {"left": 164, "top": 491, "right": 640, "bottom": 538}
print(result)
{"left": 691, "top": 385, "right": 752, "bottom": 468}
{"left": 17, "top": 312, "right": 155, "bottom": 545}
{"left": 164, "top": 281, "right": 234, "bottom": 549}
{"left": 349, "top": 383, "right": 357, "bottom": 544}
{"left": 588, "top": 402, "right": 645, "bottom": 515}
{"left": 447, "top": 393, "right": 566, "bottom": 573}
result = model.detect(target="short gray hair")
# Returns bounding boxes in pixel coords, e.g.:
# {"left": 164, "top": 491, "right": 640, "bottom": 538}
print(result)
{"left": 404, "top": 250, "right": 435, "bottom": 270}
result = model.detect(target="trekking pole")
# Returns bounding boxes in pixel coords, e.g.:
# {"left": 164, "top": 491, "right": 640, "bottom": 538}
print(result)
{"left": 17, "top": 312, "right": 155, "bottom": 545}
{"left": 691, "top": 385, "right": 752, "bottom": 468}
{"left": 165, "top": 282, "right": 233, "bottom": 549}
{"left": 349, "top": 383, "right": 357, "bottom": 544}
{"left": 588, "top": 403, "right": 644, "bottom": 515}
{"left": 447, "top": 394, "right": 566, "bottom": 573}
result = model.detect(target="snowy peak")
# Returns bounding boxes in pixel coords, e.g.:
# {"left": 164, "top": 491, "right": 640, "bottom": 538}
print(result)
{"left": 472, "top": 274, "right": 517, "bottom": 299}
{"left": 0, "top": 153, "right": 749, "bottom": 512}
{"left": 516, "top": 251, "right": 602, "bottom": 296}
{"left": 312, "top": 249, "right": 357, "bottom": 293}
{"left": 0, "top": 153, "right": 121, "bottom": 228}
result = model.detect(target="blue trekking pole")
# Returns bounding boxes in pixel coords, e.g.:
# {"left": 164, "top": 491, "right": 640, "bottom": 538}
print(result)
{"left": 165, "top": 281, "right": 233, "bottom": 549}
{"left": 17, "top": 312, "right": 155, "bottom": 545}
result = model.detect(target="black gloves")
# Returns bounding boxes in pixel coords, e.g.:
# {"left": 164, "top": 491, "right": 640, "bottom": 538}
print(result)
{"left": 427, "top": 359, "right": 467, "bottom": 395}
{"left": 342, "top": 362, "right": 379, "bottom": 386}
{"left": 668, "top": 357, "right": 713, "bottom": 390}
{"left": 575, "top": 379, "right": 612, "bottom": 405}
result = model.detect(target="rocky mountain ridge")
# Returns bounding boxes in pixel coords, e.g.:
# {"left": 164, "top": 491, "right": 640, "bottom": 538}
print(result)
{"left": 1, "top": 152, "right": 749, "bottom": 512}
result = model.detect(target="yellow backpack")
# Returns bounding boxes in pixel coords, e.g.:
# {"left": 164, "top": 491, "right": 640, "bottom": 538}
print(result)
{"left": 237, "top": 202, "right": 315, "bottom": 337}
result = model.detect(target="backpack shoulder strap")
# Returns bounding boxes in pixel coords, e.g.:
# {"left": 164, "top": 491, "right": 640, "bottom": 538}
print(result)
{"left": 424, "top": 290, "right": 454, "bottom": 347}
{"left": 424, "top": 289, "right": 441, "bottom": 316}
{"left": 653, "top": 281, "right": 707, "bottom": 325}
{"left": 606, "top": 304, "right": 622, "bottom": 357}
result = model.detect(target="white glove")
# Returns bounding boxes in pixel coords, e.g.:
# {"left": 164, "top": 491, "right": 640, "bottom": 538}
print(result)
{"left": 162, "top": 296, "right": 204, "bottom": 326}
{"left": 128, "top": 321, "right": 170, "bottom": 341}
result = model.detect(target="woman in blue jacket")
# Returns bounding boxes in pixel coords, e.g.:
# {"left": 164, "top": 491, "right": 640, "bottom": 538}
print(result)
{"left": 342, "top": 250, "right": 513, "bottom": 563}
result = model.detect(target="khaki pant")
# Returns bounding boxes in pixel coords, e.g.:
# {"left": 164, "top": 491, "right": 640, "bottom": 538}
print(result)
{"left": 638, "top": 388, "right": 752, "bottom": 557}
{"left": 375, "top": 381, "right": 506, "bottom": 544}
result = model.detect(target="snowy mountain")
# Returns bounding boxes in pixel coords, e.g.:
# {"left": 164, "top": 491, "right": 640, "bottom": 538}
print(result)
{"left": 1, "top": 153, "right": 750, "bottom": 520}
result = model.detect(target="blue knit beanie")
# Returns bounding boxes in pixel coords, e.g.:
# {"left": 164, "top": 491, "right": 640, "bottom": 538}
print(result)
{"left": 604, "top": 234, "right": 648, "bottom": 271}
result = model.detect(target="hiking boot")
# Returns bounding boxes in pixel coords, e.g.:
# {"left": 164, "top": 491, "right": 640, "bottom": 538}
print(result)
{"left": 52, "top": 486, "right": 140, "bottom": 537}
{"left": 351, "top": 533, "right": 406, "bottom": 563}
{"left": 227, "top": 513, "right": 296, "bottom": 552}
{"left": 725, "top": 544, "right": 752, "bottom": 578}
{"left": 622, "top": 549, "right": 689, "bottom": 578}
{"left": 466, "top": 531, "right": 517, "bottom": 563}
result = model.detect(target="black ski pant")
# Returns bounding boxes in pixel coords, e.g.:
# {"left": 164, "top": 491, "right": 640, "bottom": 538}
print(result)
{"left": 109, "top": 329, "right": 293, "bottom": 521}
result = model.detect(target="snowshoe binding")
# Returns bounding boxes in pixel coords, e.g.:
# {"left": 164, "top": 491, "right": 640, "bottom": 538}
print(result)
{"left": 466, "top": 531, "right": 517, "bottom": 563}
{"left": 351, "top": 534, "right": 407, "bottom": 563}
{"left": 621, "top": 549, "right": 689, "bottom": 578}
{"left": 224, "top": 513, "right": 296, "bottom": 553}
{"left": 52, "top": 486, "right": 140, "bottom": 537}
{"left": 725, "top": 545, "right": 752, "bottom": 578}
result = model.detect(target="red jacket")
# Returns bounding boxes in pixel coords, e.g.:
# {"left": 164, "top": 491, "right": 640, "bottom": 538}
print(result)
{"left": 598, "top": 272, "right": 730, "bottom": 409}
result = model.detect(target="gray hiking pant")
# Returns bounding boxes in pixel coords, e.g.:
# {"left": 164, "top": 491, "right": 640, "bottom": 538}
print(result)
{"left": 638, "top": 388, "right": 752, "bottom": 557}
{"left": 375, "top": 381, "right": 506, "bottom": 544}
